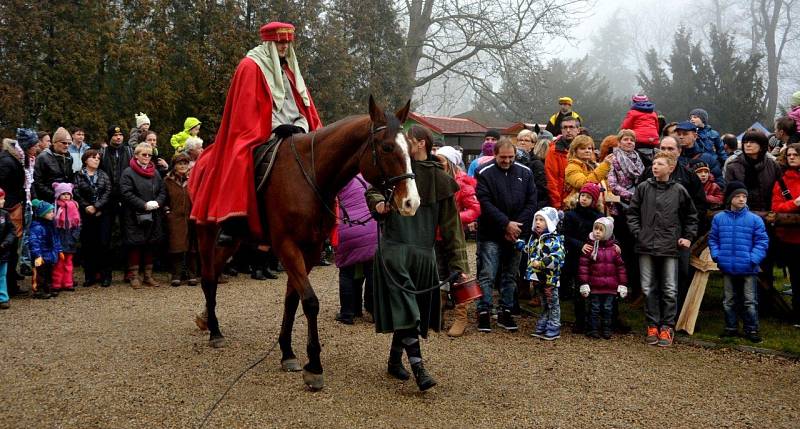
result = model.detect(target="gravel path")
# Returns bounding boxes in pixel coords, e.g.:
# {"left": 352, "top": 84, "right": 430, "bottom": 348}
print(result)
{"left": 2, "top": 263, "right": 799, "bottom": 428}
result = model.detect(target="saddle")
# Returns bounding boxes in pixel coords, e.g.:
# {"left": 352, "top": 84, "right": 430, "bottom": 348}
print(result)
{"left": 253, "top": 137, "right": 284, "bottom": 193}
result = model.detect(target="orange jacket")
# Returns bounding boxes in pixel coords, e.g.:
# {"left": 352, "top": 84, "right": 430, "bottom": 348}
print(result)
{"left": 544, "top": 140, "right": 569, "bottom": 209}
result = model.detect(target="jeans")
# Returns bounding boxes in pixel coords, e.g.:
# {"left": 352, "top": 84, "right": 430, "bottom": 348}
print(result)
{"left": 477, "top": 240, "right": 520, "bottom": 313}
{"left": 723, "top": 275, "right": 759, "bottom": 333}
{"left": 338, "top": 262, "right": 374, "bottom": 317}
{"left": 589, "top": 294, "right": 614, "bottom": 333}
{"left": 639, "top": 255, "right": 678, "bottom": 327}
{"left": 0, "top": 261, "right": 8, "bottom": 303}
{"left": 537, "top": 284, "right": 560, "bottom": 327}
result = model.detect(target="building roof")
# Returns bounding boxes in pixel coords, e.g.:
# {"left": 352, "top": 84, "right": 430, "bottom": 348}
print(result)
{"left": 454, "top": 110, "right": 514, "bottom": 130}
{"left": 409, "top": 112, "right": 487, "bottom": 135}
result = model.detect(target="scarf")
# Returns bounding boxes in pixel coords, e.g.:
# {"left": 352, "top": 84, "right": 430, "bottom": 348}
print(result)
{"left": 743, "top": 155, "right": 761, "bottom": 190}
{"left": 129, "top": 158, "right": 155, "bottom": 178}
{"left": 55, "top": 199, "right": 81, "bottom": 229}
{"left": 612, "top": 147, "right": 644, "bottom": 179}
{"left": 246, "top": 42, "right": 310, "bottom": 111}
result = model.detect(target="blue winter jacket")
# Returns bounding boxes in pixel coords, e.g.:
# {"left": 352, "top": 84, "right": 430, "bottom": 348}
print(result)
{"left": 680, "top": 142, "right": 726, "bottom": 188}
{"left": 708, "top": 207, "right": 769, "bottom": 276}
{"left": 29, "top": 219, "right": 62, "bottom": 264}
{"left": 697, "top": 125, "right": 727, "bottom": 163}
{"left": 476, "top": 161, "right": 538, "bottom": 242}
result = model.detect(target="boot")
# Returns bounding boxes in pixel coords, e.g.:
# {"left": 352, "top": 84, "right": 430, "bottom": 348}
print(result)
{"left": 143, "top": 265, "right": 160, "bottom": 287}
{"left": 387, "top": 353, "right": 410, "bottom": 381}
{"left": 129, "top": 266, "right": 141, "bottom": 289}
{"left": 447, "top": 303, "right": 468, "bottom": 337}
{"left": 411, "top": 362, "right": 437, "bottom": 391}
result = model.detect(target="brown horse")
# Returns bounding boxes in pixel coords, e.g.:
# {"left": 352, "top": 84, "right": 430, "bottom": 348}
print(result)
{"left": 194, "top": 97, "right": 420, "bottom": 390}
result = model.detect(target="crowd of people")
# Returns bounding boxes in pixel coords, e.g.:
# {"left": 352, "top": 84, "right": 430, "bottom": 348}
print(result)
{"left": 333, "top": 91, "right": 800, "bottom": 355}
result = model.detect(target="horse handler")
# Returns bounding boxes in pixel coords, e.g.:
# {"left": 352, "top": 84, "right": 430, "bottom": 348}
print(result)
{"left": 189, "top": 21, "right": 322, "bottom": 244}
{"left": 366, "top": 131, "right": 470, "bottom": 392}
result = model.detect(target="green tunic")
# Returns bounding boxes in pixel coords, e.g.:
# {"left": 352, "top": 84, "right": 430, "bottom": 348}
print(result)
{"left": 367, "top": 159, "right": 469, "bottom": 338}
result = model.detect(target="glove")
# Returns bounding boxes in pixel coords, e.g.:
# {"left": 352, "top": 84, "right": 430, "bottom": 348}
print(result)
{"left": 579, "top": 284, "right": 590, "bottom": 298}
{"left": 273, "top": 124, "right": 305, "bottom": 139}
{"left": 35, "top": 257, "right": 44, "bottom": 267}
{"left": 514, "top": 239, "right": 525, "bottom": 251}
{"left": 59, "top": 252, "right": 65, "bottom": 261}
{"left": 144, "top": 201, "right": 159, "bottom": 211}
{"left": 617, "top": 285, "right": 628, "bottom": 299}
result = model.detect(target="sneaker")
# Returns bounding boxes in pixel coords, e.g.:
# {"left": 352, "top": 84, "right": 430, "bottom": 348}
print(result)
{"left": 477, "top": 311, "right": 491, "bottom": 332}
{"left": 720, "top": 329, "right": 738, "bottom": 338}
{"left": 491, "top": 308, "right": 498, "bottom": 320}
{"left": 0, "top": 302, "right": 9, "bottom": 309}
{"left": 530, "top": 318, "right": 548, "bottom": 338}
{"left": 541, "top": 327, "right": 561, "bottom": 341}
{"left": 601, "top": 330, "right": 612, "bottom": 340}
{"left": 645, "top": 326, "right": 659, "bottom": 345}
{"left": 745, "top": 331, "right": 763, "bottom": 343}
{"left": 657, "top": 326, "right": 674, "bottom": 347}
{"left": 497, "top": 310, "right": 518, "bottom": 331}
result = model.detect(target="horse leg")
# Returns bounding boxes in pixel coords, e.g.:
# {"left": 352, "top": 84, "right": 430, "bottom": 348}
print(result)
{"left": 196, "top": 224, "right": 238, "bottom": 348}
{"left": 201, "top": 278, "right": 225, "bottom": 348}
{"left": 279, "top": 242, "right": 324, "bottom": 390}
{"left": 279, "top": 286, "right": 302, "bottom": 372}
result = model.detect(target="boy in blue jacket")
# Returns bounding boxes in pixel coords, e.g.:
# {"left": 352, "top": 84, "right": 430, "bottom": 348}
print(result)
{"left": 29, "top": 199, "right": 62, "bottom": 300}
{"left": 708, "top": 181, "right": 769, "bottom": 343}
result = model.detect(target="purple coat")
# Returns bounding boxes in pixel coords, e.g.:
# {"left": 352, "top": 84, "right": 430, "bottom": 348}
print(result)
{"left": 577, "top": 240, "right": 627, "bottom": 294}
{"left": 334, "top": 175, "right": 378, "bottom": 268}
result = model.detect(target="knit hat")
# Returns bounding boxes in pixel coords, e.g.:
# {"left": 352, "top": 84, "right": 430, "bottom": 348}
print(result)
{"left": 591, "top": 217, "right": 615, "bottom": 241}
{"left": 485, "top": 129, "right": 501, "bottom": 140}
{"left": 172, "top": 151, "right": 192, "bottom": 165}
{"left": 31, "top": 199, "right": 55, "bottom": 218}
{"left": 107, "top": 125, "right": 124, "bottom": 141}
{"left": 260, "top": 22, "right": 295, "bottom": 42}
{"left": 53, "top": 182, "right": 73, "bottom": 200}
{"left": 724, "top": 181, "right": 748, "bottom": 206}
{"left": 533, "top": 207, "right": 562, "bottom": 234}
{"left": 16, "top": 128, "right": 38, "bottom": 151}
{"left": 675, "top": 121, "right": 697, "bottom": 132}
{"left": 578, "top": 182, "right": 601, "bottom": 205}
{"left": 436, "top": 145, "right": 461, "bottom": 167}
{"left": 52, "top": 127, "right": 71, "bottom": 144}
{"left": 688, "top": 159, "right": 710, "bottom": 173}
{"left": 791, "top": 91, "right": 800, "bottom": 107}
{"left": 135, "top": 112, "right": 150, "bottom": 128}
{"left": 558, "top": 96, "right": 573, "bottom": 106}
{"left": 538, "top": 130, "right": 554, "bottom": 142}
{"left": 689, "top": 108, "right": 709, "bottom": 125}
{"left": 631, "top": 94, "right": 649, "bottom": 103}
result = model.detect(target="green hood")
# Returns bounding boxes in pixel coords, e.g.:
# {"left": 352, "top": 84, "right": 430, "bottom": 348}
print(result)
{"left": 183, "top": 117, "right": 201, "bottom": 133}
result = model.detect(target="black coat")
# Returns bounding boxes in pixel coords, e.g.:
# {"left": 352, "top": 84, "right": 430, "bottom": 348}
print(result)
{"left": 561, "top": 205, "right": 604, "bottom": 275}
{"left": 628, "top": 178, "right": 699, "bottom": 258}
{"left": 73, "top": 169, "right": 112, "bottom": 213}
{"left": 119, "top": 166, "right": 167, "bottom": 246}
{"left": 0, "top": 209, "right": 16, "bottom": 262}
{"left": 724, "top": 154, "right": 781, "bottom": 211}
{"left": 0, "top": 149, "right": 25, "bottom": 209}
{"left": 639, "top": 163, "right": 707, "bottom": 223}
{"left": 518, "top": 151, "right": 550, "bottom": 211}
{"left": 100, "top": 144, "right": 134, "bottom": 200}
{"left": 476, "top": 160, "right": 537, "bottom": 242}
{"left": 33, "top": 149, "right": 74, "bottom": 202}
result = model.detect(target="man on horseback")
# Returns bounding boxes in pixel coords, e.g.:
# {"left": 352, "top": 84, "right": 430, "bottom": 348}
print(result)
{"left": 189, "top": 21, "right": 322, "bottom": 244}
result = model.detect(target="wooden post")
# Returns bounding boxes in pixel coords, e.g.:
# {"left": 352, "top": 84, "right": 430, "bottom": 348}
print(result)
{"left": 676, "top": 248, "right": 717, "bottom": 334}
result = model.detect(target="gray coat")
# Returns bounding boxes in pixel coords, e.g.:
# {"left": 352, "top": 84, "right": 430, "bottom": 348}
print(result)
{"left": 627, "top": 178, "right": 699, "bottom": 258}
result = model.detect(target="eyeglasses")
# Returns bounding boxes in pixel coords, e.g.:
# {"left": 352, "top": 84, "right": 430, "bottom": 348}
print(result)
{"left": 139, "top": 153, "right": 152, "bottom": 157}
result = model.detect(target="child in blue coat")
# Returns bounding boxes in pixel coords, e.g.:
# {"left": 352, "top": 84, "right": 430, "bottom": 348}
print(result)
{"left": 709, "top": 181, "right": 769, "bottom": 342}
{"left": 29, "top": 199, "right": 62, "bottom": 299}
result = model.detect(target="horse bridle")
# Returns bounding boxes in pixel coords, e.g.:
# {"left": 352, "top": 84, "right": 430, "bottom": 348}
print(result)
{"left": 368, "top": 121, "right": 415, "bottom": 207}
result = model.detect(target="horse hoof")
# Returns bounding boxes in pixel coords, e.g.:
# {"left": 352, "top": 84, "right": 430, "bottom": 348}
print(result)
{"left": 195, "top": 314, "right": 208, "bottom": 331}
{"left": 209, "top": 336, "right": 226, "bottom": 348}
{"left": 302, "top": 370, "right": 324, "bottom": 391}
{"left": 281, "top": 358, "right": 302, "bottom": 372}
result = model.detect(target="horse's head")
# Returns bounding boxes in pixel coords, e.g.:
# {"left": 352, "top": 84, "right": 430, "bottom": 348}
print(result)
{"left": 361, "top": 96, "right": 420, "bottom": 216}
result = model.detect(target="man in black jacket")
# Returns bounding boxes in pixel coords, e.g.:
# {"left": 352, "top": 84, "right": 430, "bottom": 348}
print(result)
{"left": 33, "top": 127, "right": 74, "bottom": 202}
{"left": 475, "top": 138, "right": 537, "bottom": 332}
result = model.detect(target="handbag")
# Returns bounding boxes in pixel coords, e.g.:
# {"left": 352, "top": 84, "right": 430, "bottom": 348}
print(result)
{"left": 136, "top": 212, "right": 153, "bottom": 225}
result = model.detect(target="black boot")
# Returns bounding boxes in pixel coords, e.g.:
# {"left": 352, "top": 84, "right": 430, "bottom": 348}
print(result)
{"left": 217, "top": 218, "right": 248, "bottom": 246}
{"left": 411, "top": 362, "right": 437, "bottom": 391}
{"left": 387, "top": 334, "right": 409, "bottom": 380}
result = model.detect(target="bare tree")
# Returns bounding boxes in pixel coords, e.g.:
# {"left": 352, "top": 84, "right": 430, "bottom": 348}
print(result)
{"left": 402, "top": 0, "right": 588, "bottom": 93}
{"left": 751, "top": 0, "right": 797, "bottom": 120}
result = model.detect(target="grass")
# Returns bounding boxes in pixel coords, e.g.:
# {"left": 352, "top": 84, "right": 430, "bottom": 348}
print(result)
{"left": 542, "top": 268, "right": 800, "bottom": 356}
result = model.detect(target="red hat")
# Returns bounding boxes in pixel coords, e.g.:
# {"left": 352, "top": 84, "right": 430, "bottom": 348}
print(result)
{"left": 260, "top": 22, "right": 295, "bottom": 42}
{"left": 0, "top": 187, "right": 5, "bottom": 198}
{"left": 579, "top": 182, "right": 601, "bottom": 204}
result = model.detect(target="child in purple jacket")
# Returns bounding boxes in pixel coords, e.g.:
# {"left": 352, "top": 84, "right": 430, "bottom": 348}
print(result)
{"left": 578, "top": 217, "right": 627, "bottom": 339}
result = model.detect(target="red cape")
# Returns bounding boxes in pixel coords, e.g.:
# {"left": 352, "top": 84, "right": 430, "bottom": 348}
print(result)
{"left": 189, "top": 57, "right": 322, "bottom": 239}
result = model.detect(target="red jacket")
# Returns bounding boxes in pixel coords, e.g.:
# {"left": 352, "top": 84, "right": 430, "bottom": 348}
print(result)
{"left": 455, "top": 171, "right": 480, "bottom": 226}
{"left": 771, "top": 168, "right": 800, "bottom": 244}
{"left": 577, "top": 239, "right": 628, "bottom": 294}
{"left": 189, "top": 58, "right": 322, "bottom": 238}
{"left": 620, "top": 108, "right": 659, "bottom": 146}
{"left": 703, "top": 177, "right": 724, "bottom": 208}
{"left": 544, "top": 140, "right": 569, "bottom": 209}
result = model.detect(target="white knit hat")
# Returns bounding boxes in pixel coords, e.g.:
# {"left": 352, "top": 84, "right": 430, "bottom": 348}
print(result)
{"left": 436, "top": 145, "right": 462, "bottom": 167}
{"left": 534, "top": 207, "right": 561, "bottom": 234}
{"left": 135, "top": 112, "right": 150, "bottom": 128}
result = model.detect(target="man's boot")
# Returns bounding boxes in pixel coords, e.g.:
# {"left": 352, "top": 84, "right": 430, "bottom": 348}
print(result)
{"left": 447, "top": 303, "right": 468, "bottom": 337}
{"left": 411, "top": 362, "right": 437, "bottom": 392}
{"left": 129, "top": 266, "right": 141, "bottom": 289}
{"left": 387, "top": 335, "right": 409, "bottom": 380}
{"left": 143, "top": 265, "right": 160, "bottom": 287}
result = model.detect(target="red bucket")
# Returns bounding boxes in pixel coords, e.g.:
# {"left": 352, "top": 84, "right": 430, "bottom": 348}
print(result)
{"left": 450, "top": 277, "right": 482, "bottom": 305}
